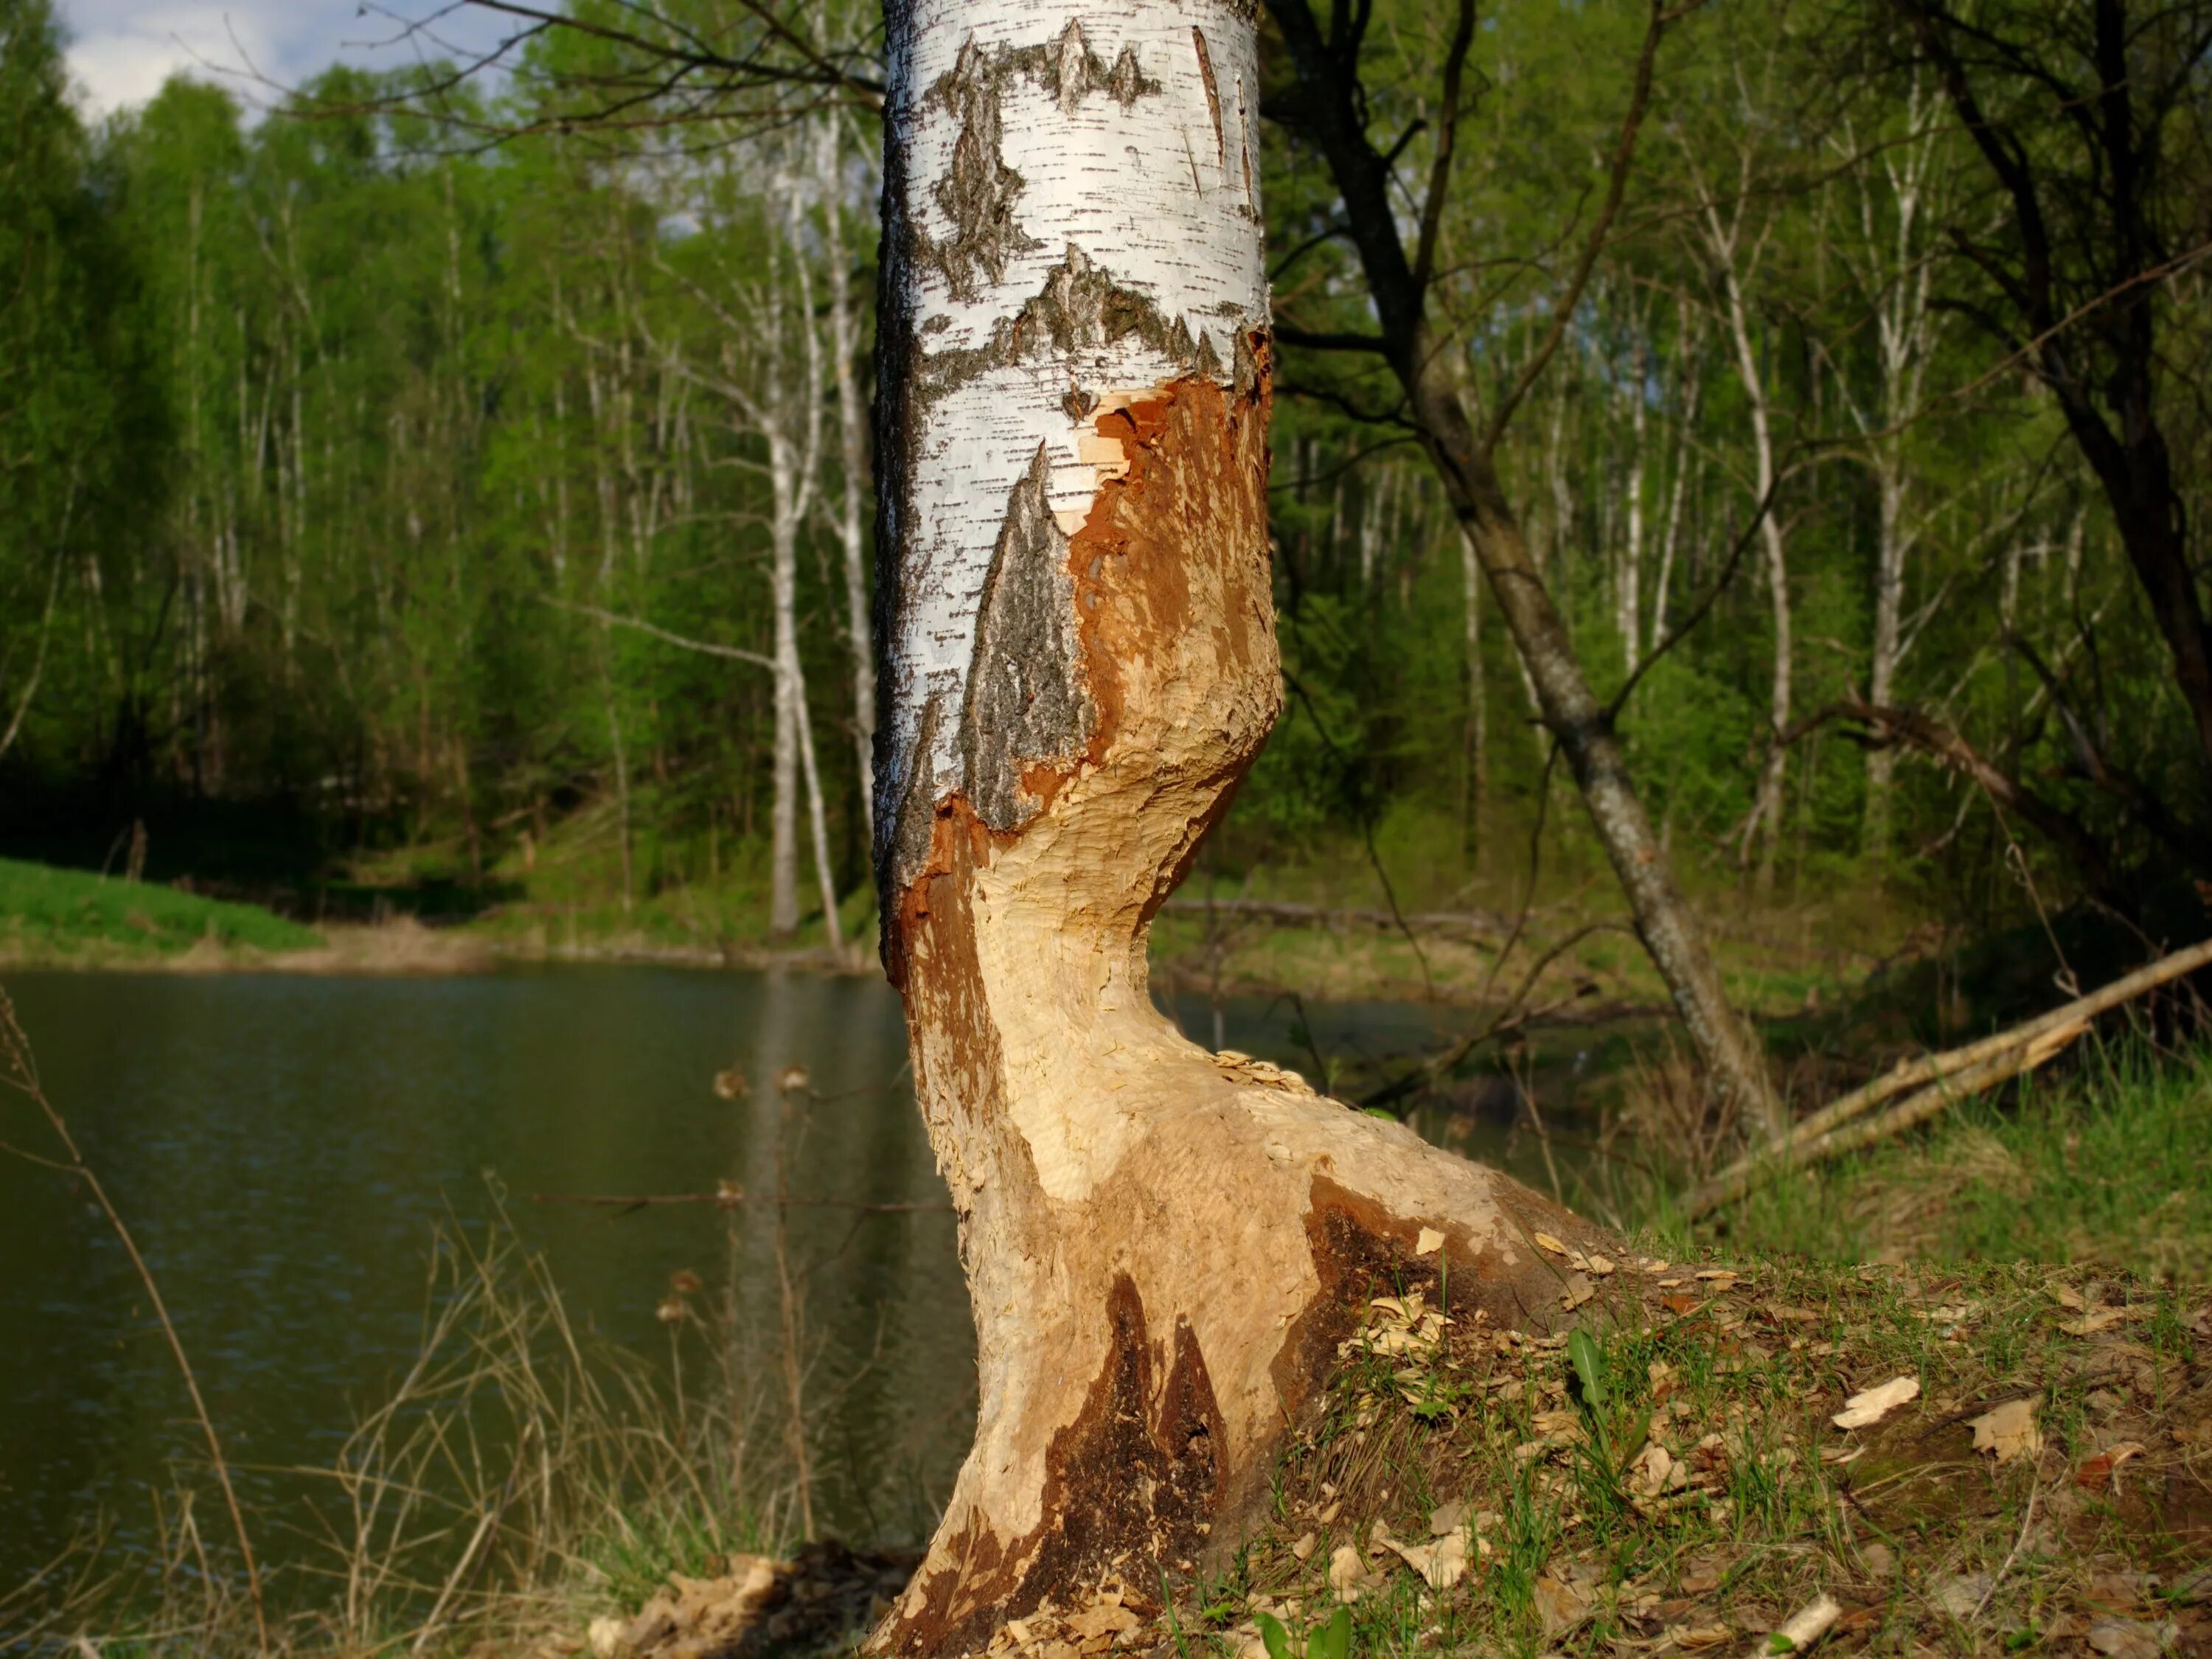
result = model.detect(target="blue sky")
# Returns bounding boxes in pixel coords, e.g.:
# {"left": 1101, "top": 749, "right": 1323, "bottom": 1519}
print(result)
{"left": 58, "top": 0, "right": 515, "bottom": 116}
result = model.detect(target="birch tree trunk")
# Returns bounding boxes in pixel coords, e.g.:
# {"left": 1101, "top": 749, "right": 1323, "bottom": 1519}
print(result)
{"left": 1617, "top": 333, "right": 1647, "bottom": 678}
{"left": 1691, "top": 159, "right": 1790, "bottom": 894}
{"left": 762, "top": 192, "right": 842, "bottom": 945}
{"left": 1836, "top": 92, "right": 1941, "bottom": 860}
{"left": 870, "top": 2, "right": 1587, "bottom": 1646}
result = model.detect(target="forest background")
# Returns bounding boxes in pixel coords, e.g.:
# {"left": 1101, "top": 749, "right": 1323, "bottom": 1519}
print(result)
{"left": 4, "top": 0, "right": 2210, "bottom": 1009}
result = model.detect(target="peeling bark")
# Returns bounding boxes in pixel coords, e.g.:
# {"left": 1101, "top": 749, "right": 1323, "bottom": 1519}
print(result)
{"left": 870, "top": 1, "right": 1590, "bottom": 1649}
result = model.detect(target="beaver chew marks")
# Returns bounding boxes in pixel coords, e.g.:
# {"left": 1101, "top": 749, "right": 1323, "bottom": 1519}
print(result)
{"left": 886, "top": 1276, "right": 1224, "bottom": 1657}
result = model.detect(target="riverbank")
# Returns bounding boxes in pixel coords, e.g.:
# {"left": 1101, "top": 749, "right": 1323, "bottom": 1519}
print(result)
{"left": 10, "top": 1028, "right": 2207, "bottom": 1657}
{"left": 0, "top": 854, "right": 322, "bottom": 967}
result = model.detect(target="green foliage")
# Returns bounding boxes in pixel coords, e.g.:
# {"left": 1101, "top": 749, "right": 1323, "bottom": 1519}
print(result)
{"left": 1253, "top": 1602, "right": 1352, "bottom": 1659}
{"left": 0, "top": 0, "right": 2204, "bottom": 947}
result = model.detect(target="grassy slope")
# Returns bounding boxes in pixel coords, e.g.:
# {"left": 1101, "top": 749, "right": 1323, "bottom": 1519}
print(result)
{"left": 1158, "top": 1253, "right": 2210, "bottom": 1659}
{"left": 1708, "top": 1041, "right": 2212, "bottom": 1284}
{"left": 0, "top": 855, "right": 321, "bottom": 965}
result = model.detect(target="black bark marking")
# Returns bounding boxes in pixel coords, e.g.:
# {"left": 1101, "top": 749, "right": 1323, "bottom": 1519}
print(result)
{"left": 919, "top": 26, "right": 1164, "bottom": 305}
{"left": 1043, "top": 20, "right": 1158, "bottom": 112}
{"left": 1106, "top": 45, "right": 1150, "bottom": 106}
{"left": 913, "top": 243, "right": 1217, "bottom": 409}
{"left": 887, "top": 692, "right": 950, "bottom": 909}
{"left": 961, "top": 445, "right": 1093, "bottom": 832}
{"left": 1192, "top": 29, "right": 1225, "bottom": 168}
{"left": 922, "top": 38, "right": 1040, "bottom": 302}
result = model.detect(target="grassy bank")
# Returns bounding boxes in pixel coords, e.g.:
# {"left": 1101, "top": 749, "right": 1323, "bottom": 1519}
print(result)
{"left": 15, "top": 1037, "right": 2211, "bottom": 1657}
{"left": 1703, "top": 1040, "right": 2212, "bottom": 1283}
{"left": 0, "top": 855, "right": 321, "bottom": 967}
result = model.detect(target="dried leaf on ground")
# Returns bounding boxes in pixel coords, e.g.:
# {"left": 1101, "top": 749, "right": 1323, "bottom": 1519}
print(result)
{"left": 1534, "top": 1232, "right": 1569, "bottom": 1256}
{"left": 2088, "top": 1616, "right": 2176, "bottom": 1659}
{"left": 2062, "top": 1308, "right": 2133, "bottom": 1336}
{"left": 1933, "top": 1573, "right": 1992, "bottom": 1619}
{"left": 1328, "top": 1544, "right": 1366, "bottom": 1601}
{"left": 1968, "top": 1396, "right": 2042, "bottom": 1464}
{"left": 1832, "top": 1375, "right": 1919, "bottom": 1430}
{"left": 2075, "top": 1441, "right": 2148, "bottom": 1492}
{"left": 1377, "top": 1526, "right": 1472, "bottom": 1590}
{"left": 1414, "top": 1226, "right": 1444, "bottom": 1256}
{"left": 1533, "top": 1571, "right": 1593, "bottom": 1638}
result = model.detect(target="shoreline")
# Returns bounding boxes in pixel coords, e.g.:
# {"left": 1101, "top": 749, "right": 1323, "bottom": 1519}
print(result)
{"left": 0, "top": 916, "right": 881, "bottom": 980}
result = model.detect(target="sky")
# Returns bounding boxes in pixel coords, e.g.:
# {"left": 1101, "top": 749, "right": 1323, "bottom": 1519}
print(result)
{"left": 57, "top": 0, "right": 517, "bottom": 117}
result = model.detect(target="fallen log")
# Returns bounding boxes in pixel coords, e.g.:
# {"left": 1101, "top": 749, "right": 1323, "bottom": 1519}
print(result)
{"left": 1158, "top": 894, "right": 1512, "bottom": 939}
{"left": 1685, "top": 936, "right": 2212, "bottom": 1219}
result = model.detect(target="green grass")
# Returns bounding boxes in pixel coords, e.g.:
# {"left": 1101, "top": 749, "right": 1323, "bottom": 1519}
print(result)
{"left": 0, "top": 855, "right": 321, "bottom": 964}
{"left": 1712, "top": 1038, "right": 2212, "bottom": 1281}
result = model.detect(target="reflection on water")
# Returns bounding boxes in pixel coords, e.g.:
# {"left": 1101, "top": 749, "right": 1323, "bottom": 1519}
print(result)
{"left": 0, "top": 966, "right": 960, "bottom": 1592}
{"left": 0, "top": 964, "right": 1610, "bottom": 1593}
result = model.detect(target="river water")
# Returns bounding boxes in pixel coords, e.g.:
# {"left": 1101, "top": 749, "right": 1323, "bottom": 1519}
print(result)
{"left": 0, "top": 965, "right": 1580, "bottom": 1596}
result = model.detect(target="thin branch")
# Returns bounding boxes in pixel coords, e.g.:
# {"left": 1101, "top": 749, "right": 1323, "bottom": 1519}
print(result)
{"left": 542, "top": 594, "right": 775, "bottom": 669}
{"left": 1480, "top": 0, "right": 1688, "bottom": 453}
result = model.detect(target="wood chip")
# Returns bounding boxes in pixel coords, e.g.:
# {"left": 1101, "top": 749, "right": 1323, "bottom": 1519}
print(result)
{"left": 1763, "top": 1594, "right": 1843, "bottom": 1654}
{"left": 1832, "top": 1375, "right": 1919, "bottom": 1430}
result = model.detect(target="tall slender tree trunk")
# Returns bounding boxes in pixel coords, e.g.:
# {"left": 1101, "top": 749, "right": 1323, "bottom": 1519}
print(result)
{"left": 870, "top": 3, "right": 1585, "bottom": 1648}
{"left": 1459, "top": 525, "right": 1486, "bottom": 863}
{"left": 1266, "top": 0, "right": 1783, "bottom": 1138}
{"left": 1617, "top": 335, "right": 1647, "bottom": 678}
{"left": 1863, "top": 467, "right": 1907, "bottom": 853}
{"left": 1697, "top": 177, "right": 1790, "bottom": 894}
{"left": 1649, "top": 310, "right": 1702, "bottom": 657}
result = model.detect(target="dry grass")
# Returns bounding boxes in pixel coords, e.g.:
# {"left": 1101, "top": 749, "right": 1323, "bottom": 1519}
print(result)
{"left": 1, "top": 1199, "right": 796, "bottom": 1658}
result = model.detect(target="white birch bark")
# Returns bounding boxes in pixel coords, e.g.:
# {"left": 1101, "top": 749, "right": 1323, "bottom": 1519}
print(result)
{"left": 1831, "top": 89, "right": 1942, "bottom": 858}
{"left": 1649, "top": 301, "right": 1703, "bottom": 656}
{"left": 869, "top": 2, "right": 1584, "bottom": 1649}
{"left": 1617, "top": 331, "right": 1648, "bottom": 678}
{"left": 762, "top": 171, "right": 842, "bottom": 943}
{"left": 1689, "top": 147, "right": 1790, "bottom": 889}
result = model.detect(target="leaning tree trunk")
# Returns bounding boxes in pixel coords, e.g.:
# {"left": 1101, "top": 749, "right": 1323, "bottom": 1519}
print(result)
{"left": 869, "top": 1, "right": 1584, "bottom": 1650}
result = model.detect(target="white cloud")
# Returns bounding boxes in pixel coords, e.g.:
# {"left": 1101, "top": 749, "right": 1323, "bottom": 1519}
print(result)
{"left": 58, "top": 0, "right": 516, "bottom": 119}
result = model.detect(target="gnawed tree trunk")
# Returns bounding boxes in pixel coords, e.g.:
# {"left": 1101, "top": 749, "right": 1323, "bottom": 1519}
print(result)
{"left": 869, "top": 1, "right": 1584, "bottom": 1649}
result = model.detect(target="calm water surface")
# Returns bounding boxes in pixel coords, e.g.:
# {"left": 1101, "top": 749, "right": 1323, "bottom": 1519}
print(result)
{"left": 0, "top": 964, "right": 1579, "bottom": 1594}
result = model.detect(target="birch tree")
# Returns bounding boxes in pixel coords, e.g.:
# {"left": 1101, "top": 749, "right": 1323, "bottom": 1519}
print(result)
{"left": 1686, "top": 123, "right": 1793, "bottom": 892}
{"left": 869, "top": 0, "right": 1580, "bottom": 1644}
{"left": 1830, "top": 86, "right": 1945, "bottom": 858}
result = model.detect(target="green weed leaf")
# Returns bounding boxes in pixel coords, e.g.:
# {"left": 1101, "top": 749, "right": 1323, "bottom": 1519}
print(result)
{"left": 1256, "top": 1611, "right": 1293, "bottom": 1659}
{"left": 1568, "top": 1328, "right": 1606, "bottom": 1411}
{"left": 1310, "top": 1605, "right": 1352, "bottom": 1659}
